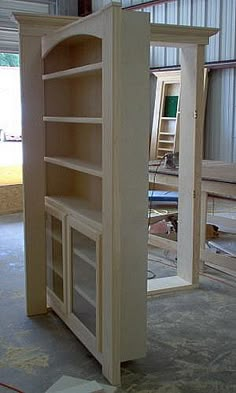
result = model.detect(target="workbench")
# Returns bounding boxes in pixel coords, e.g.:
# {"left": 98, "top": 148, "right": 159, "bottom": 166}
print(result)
{"left": 148, "top": 160, "right": 236, "bottom": 294}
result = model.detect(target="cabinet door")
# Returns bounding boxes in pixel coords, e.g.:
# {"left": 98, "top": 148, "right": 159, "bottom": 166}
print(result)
{"left": 45, "top": 204, "right": 67, "bottom": 314}
{"left": 67, "top": 216, "right": 102, "bottom": 354}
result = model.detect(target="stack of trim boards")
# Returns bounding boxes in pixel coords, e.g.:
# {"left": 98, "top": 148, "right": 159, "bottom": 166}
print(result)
{"left": 45, "top": 376, "right": 117, "bottom": 393}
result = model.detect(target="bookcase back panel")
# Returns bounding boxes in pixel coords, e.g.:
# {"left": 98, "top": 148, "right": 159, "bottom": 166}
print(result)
{"left": 165, "top": 82, "right": 180, "bottom": 96}
{"left": 45, "top": 123, "right": 102, "bottom": 166}
{"left": 44, "top": 74, "right": 102, "bottom": 117}
{"left": 44, "top": 35, "right": 102, "bottom": 74}
{"left": 46, "top": 164, "right": 102, "bottom": 211}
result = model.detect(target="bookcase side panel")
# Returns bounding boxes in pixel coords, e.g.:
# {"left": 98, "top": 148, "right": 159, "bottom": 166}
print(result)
{"left": 118, "top": 10, "right": 150, "bottom": 361}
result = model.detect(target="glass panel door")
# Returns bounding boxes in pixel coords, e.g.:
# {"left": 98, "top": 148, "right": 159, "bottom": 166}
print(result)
{"left": 46, "top": 210, "right": 64, "bottom": 303}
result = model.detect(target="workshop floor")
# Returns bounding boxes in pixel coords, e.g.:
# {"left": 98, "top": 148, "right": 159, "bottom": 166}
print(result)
{"left": 0, "top": 213, "right": 236, "bottom": 393}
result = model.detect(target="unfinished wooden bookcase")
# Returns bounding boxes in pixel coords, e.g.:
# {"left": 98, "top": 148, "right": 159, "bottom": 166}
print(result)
{"left": 15, "top": 4, "right": 218, "bottom": 385}
{"left": 150, "top": 69, "right": 209, "bottom": 160}
{"left": 15, "top": 4, "right": 149, "bottom": 385}
{"left": 150, "top": 71, "right": 180, "bottom": 160}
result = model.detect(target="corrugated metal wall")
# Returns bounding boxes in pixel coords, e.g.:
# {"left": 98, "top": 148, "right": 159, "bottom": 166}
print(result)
{"left": 0, "top": 1, "right": 53, "bottom": 52}
{"left": 123, "top": 0, "right": 236, "bottom": 161}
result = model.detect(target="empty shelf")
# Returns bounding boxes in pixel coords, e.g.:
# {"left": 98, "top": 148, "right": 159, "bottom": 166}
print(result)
{"left": 45, "top": 156, "right": 103, "bottom": 178}
{"left": 43, "top": 116, "right": 103, "bottom": 124}
{"left": 45, "top": 196, "right": 102, "bottom": 229}
{"left": 74, "top": 284, "right": 96, "bottom": 308}
{"left": 43, "top": 62, "right": 103, "bottom": 80}
{"left": 160, "top": 132, "right": 175, "bottom": 135}
{"left": 158, "top": 140, "right": 174, "bottom": 144}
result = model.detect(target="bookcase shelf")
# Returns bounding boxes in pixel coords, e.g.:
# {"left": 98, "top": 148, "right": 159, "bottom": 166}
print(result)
{"left": 45, "top": 196, "right": 102, "bottom": 228}
{"left": 43, "top": 116, "right": 103, "bottom": 124}
{"left": 158, "top": 140, "right": 174, "bottom": 144}
{"left": 44, "top": 156, "right": 103, "bottom": 178}
{"left": 161, "top": 116, "right": 177, "bottom": 120}
{"left": 42, "top": 62, "right": 103, "bottom": 81}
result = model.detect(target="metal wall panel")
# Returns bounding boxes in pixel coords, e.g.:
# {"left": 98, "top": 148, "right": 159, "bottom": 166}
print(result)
{"left": 0, "top": 1, "right": 50, "bottom": 52}
{"left": 205, "top": 69, "right": 236, "bottom": 162}
{"left": 123, "top": 0, "right": 236, "bottom": 65}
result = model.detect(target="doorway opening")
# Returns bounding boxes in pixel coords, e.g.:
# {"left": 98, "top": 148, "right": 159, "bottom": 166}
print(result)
{"left": 0, "top": 52, "right": 23, "bottom": 215}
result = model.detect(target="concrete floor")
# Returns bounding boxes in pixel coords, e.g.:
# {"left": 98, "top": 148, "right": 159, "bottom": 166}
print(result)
{"left": 0, "top": 213, "right": 236, "bottom": 393}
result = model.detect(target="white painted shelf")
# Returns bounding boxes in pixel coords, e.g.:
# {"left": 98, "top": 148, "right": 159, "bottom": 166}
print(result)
{"left": 45, "top": 196, "right": 102, "bottom": 229}
{"left": 44, "top": 156, "right": 103, "bottom": 178}
{"left": 42, "top": 62, "right": 103, "bottom": 80}
{"left": 43, "top": 116, "right": 103, "bottom": 124}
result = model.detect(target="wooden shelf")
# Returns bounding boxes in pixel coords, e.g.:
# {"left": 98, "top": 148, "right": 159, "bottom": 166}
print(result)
{"left": 43, "top": 62, "right": 103, "bottom": 81}
{"left": 45, "top": 196, "right": 102, "bottom": 229}
{"left": 207, "top": 215, "right": 236, "bottom": 234}
{"left": 158, "top": 140, "right": 174, "bottom": 144}
{"left": 45, "top": 156, "right": 103, "bottom": 178}
{"left": 158, "top": 148, "right": 173, "bottom": 152}
{"left": 74, "top": 284, "right": 96, "bottom": 308}
{"left": 47, "top": 261, "right": 63, "bottom": 279}
{"left": 160, "top": 132, "right": 175, "bottom": 135}
{"left": 43, "top": 116, "right": 103, "bottom": 124}
{"left": 46, "top": 228, "right": 62, "bottom": 244}
{"left": 73, "top": 248, "right": 96, "bottom": 269}
{"left": 161, "top": 117, "right": 177, "bottom": 120}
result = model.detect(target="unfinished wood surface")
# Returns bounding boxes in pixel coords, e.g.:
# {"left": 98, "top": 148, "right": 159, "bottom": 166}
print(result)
{"left": 18, "top": 5, "right": 219, "bottom": 384}
{"left": 200, "top": 191, "right": 208, "bottom": 270}
{"left": 148, "top": 233, "right": 177, "bottom": 251}
{"left": 45, "top": 123, "right": 102, "bottom": 167}
{"left": 42, "top": 62, "right": 103, "bottom": 80}
{"left": 150, "top": 23, "right": 219, "bottom": 47}
{"left": 148, "top": 276, "right": 195, "bottom": 295}
{"left": 14, "top": 14, "right": 77, "bottom": 316}
{"left": 202, "top": 161, "right": 236, "bottom": 183}
{"left": 201, "top": 249, "right": 236, "bottom": 275}
{"left": 0, "top": 184, "right": 23, "bottom": 214}
{"left": 101, "top": 6, "right": 149, "bottom": 383}
{"left": 177, "top": 45, "right": 205, "bottom": 284}
{"left": 149, "top": 160, "right": 236, "bottom": 185}
{"left": 44, "top": 157, "right": 103, "bottom": 178}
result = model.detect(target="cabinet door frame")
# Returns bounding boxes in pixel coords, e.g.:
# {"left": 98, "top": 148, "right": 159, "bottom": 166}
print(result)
{"left": 67, "top": 215, "right": 102, "bottom": 357}
{"left": 45, "top": 202, "right": 67, "bottom": 315}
